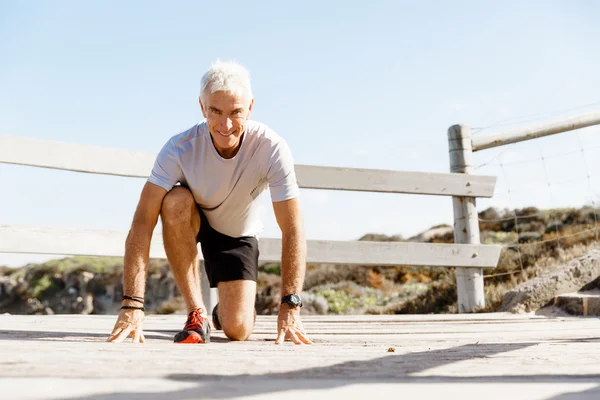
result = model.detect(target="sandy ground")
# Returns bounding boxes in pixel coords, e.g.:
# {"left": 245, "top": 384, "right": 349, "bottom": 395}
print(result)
{"left": 1, "top": 313, "right": 600, "bottom": 399}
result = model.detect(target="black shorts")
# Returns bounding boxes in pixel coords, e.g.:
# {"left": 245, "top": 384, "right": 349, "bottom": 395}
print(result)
{"left": 196, "top": 206, "right": 259, "bottom": 288}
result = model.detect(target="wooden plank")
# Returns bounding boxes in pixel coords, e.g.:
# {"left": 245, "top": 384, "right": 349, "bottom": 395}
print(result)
{"left": 263, "top": 237, "right": 499, "bottom": 267}
{"left": 0, "top": 134, "right": 496, "bottom": 197}
{"left": 0, "top": 225, "right": 167, "bottom": 259}
{"left": 471, "top": 110, "right": 600, "bottom": 151}
{"left": 0, "top": 225, "right": 500, "bottom": 268}
{"left": 3, "top": 314, "right": 600, "bottom": 400}
{"left": 295, "top": 165, "right": 496, "bottom": 197}
{"left": 0, "top": 134, "right": 156, "bottom": 178}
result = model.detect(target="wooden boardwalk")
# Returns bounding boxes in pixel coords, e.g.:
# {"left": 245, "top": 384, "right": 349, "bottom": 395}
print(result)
{"left": 1, "top": 313, "right": 600, "bottom": 399}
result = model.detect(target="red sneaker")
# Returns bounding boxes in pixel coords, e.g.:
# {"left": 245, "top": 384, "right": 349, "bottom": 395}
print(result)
{"left": 174, "top": 308, "right": 211, "bottom": 344}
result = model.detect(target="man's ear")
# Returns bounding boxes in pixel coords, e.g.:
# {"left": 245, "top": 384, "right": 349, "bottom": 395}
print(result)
{"left": 247, "top": 98, "right": 255, "bottom": 118}
{"left": 199, "top": 97, "right": 207, "bottom": 118}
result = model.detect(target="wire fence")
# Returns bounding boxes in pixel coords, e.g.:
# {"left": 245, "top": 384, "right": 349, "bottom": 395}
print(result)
{"left": 471, "top": 104, "right": 600, "bottom": 281}
{"left": 471, "top": 100, "right": 600, "bottom": 135}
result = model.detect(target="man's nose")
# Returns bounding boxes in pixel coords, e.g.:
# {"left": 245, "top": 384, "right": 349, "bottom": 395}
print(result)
{"left": 221, "top": 117, "right": 233, "bottom": 131}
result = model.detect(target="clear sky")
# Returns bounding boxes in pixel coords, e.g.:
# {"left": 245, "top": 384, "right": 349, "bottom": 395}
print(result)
{"left": 2, "top": 1, "right": 600, "bottom": 267}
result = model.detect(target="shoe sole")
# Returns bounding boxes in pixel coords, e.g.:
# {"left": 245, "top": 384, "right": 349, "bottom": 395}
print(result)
{"left": 212, "top": 304, "right": 257, "bottom": 331}
{"left": 212, "top": 304, "right": 221, "bottom": 330}
{"left": 174, "top": 331, "right": 208, "bottom": 344}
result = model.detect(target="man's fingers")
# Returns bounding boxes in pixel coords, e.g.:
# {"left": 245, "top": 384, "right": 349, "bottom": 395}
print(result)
{"left": 132, "top": 330, "right": 141, "bottom": 343}
{"left": 275, "top": 329, "right": 286, "bottom": 345}
{"left": 111, "top": 326, "right": 133, "bottom": 343}
{"left": 287, "top": 330, "right": 303, "bottom": 345}
{"left": 106, "top": 328, "right": 124, "bottom": 342}
{"left": 132, "top": 329, "right": 146, "bottom": 344}
{"left": 296, "top": 329, "right": 313, "bottom": 344}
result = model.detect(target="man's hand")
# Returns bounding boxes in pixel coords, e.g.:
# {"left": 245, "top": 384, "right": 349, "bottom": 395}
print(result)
{"left": 106, "top": 309, "right": 146, "bottom": 343}
{"left": 275, "top": 304, "right": 312, "bottom": 345}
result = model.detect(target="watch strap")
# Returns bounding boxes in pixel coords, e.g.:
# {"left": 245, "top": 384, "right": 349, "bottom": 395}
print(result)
{"left": 281, "top": 294, "right": 302, "bottom": 307}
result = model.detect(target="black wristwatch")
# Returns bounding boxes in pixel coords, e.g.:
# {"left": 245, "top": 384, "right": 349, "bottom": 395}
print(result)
{"left": 281, "top": 294, "right": 303, "bottom": 308}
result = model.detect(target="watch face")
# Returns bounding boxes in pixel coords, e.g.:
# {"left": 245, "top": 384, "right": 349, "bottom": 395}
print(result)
{"left": 291, "top": 294, "right": 301, "bottom": 305}
{"left": 283, "top": 294, "right": 302, "bottom": 307}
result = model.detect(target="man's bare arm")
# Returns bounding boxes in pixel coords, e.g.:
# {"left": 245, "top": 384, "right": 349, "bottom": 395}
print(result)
{"left": 123, "top": 182, "right": 168, "bottom": 298}
{"left": 272, "top": 197, "right": 312, "bottom": 345}
{"left": 273, "top": 197, "right": 307, "bottom": 297}
{"left": 106, "top": 182, "right": 167, "bottom": 343}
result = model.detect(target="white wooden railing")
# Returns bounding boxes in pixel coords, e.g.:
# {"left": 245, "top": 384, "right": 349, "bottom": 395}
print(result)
{"left": 0, "top": 131, "right": 503, "bottom": 313}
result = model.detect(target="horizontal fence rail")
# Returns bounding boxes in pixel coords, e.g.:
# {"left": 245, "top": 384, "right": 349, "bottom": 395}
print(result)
{"left": 0, "top": 225, "right": 501, "bottom": 268}
{"left": 0, "top": 134, "right": 496, "bottom": 198}
{"left": 295, "top": 165, "right": 496, "bottom": 197}
{"left": 472, "top": 110, "right": 600, "bottom": 151}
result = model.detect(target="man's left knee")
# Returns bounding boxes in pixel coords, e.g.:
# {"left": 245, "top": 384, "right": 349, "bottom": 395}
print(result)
{"left": 220, "top": 313, "right": 254, "bottom": 341}
{"left": 216, "top": 280, "right": 257, "bottom": 341}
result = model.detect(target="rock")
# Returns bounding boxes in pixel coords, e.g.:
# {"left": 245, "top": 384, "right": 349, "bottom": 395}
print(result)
{"left": 0, "top": 259, "right": 185, "bottom": 315}
{"left": 300, "top": 292, "right": 329, "bottom": 315}
{"left": 581, "top": 207, "right": 600, "bottom": 224}
{"left": 358, "top": 233, "right": 404, "bottom": 242}
{"left": 500, "top": 249, "right": 600, "bottom": 313}
{"left": 80, "top": 294, "right": 94, "bottom": 314}
{"left": 552, "top": 290, "right": 600, "bottom": 316}
{"left": 255, "top": 272, "right": 281, "bottom": 315}
{"left": 154, "top": 296, "right": 186, "bottom": 314}
{"left": 15, "top": 277, "right": 28, "bottom": 296}
{"left": 0, "top": 276, "right": 17, "bottom": 309}
{"left": 25, "top": 298, "right": 45, "bottom": 314}
{"left": 408, "top": 225, "right": 453, "bottom": 242}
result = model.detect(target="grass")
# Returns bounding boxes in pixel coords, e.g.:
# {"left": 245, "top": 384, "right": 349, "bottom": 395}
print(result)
{"left": 31, "top": 274, "right": 56, "bottom": 300}
{"left": 6, "top": 256, "right": 174, "bottom": 281}
{"left": 314, "top": 285, "right": 379, "bottom": 314}
{"left": 41, "top": 256, "right": 124, "bottom": 274}
{"left": 260, "top": 263, "right": 281, "bottom": 276}
{"left": 8, "top": 256, "right": 125, "bottom": 281}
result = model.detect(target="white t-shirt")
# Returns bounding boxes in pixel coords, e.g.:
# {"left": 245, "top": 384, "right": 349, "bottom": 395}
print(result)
{"left": 148, "top": 120, "right": 300, "bottom": 238}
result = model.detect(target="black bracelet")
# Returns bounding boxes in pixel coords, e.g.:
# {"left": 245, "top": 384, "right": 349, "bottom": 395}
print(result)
{"left": 122, "top": 295, "right": 144, "bottom": 304}
{"left": 121, "top": 305, "right": 145, "bottom": 311}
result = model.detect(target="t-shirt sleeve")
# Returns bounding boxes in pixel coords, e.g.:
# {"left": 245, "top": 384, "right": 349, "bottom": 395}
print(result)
{"left": 148, "top": 138, "right": 183, "bottom": 191}
{"left": 267, "top": 139, "right": 300, "bottom": 202}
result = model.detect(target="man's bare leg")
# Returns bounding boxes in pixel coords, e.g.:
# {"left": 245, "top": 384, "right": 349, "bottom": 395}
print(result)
{"left": 160, "top": 187, "right": 205, "bottom": 314}
{"left": 217, "top": 280, "right": 256, "bottom": 341}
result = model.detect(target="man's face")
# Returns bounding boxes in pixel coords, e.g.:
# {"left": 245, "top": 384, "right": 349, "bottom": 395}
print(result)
{"left": 200, "top": 90, "right": 254, "bottom": 158}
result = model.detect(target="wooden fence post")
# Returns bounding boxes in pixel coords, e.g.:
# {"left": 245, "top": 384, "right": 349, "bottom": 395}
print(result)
{"left": 448, "top": 124, "right": 485, "bottom": 312}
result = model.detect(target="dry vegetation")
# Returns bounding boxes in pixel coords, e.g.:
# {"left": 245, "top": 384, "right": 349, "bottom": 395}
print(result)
{"left": 1, "top": 206, "right": 598, "bottom": 315}
{"left": 284, "top": 206, "right": 600, "bottom": 315}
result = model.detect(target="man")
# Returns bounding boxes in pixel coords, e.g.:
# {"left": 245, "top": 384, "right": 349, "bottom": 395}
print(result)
{"left": 107, "top": 61, "right": 311, "bottom": 345}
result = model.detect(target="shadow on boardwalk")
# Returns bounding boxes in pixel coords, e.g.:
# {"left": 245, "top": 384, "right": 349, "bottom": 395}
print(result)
{"left": 50, "top": 342, "right": 600, "bottom": 400}
{"left": 0, "top": 329, "right": 231, "bottom": 343}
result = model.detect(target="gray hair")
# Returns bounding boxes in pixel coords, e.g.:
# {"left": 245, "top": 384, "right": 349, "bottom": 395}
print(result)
{"left": 200, "top": 60, "right": 253, "bottom": 99}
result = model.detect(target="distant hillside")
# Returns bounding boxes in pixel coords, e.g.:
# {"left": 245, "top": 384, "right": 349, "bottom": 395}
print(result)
{"left": 1, "top": 206, "right": 598, "bottom": 315}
